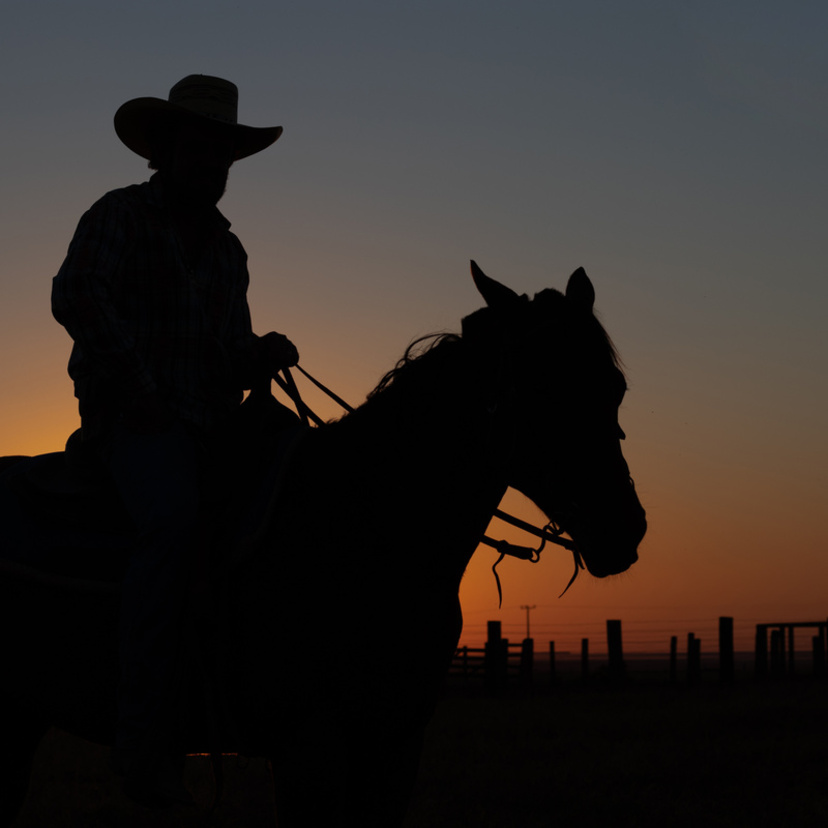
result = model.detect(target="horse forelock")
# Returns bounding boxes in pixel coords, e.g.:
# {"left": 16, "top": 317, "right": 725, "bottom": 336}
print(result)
{"left": 531, "top": 287, "right": 625, "bottom": 378}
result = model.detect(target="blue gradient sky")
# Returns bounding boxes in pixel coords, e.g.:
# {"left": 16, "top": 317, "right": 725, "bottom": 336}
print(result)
{"left": 2, "top": 1, "right": 827, "bottom": 652}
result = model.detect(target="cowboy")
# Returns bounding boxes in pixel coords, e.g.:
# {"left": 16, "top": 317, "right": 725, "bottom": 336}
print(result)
{"left": 51, "top": 75, "right": 297, "bottom": 806}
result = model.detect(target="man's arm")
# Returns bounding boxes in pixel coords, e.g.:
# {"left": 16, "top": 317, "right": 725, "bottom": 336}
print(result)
{"left": 222, "top": 240, "right": 299, "bottom": 388}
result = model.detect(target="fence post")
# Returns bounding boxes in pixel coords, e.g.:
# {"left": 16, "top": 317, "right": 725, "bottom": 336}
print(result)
{"left": 823, "top": 621, "right": 828, "bottom": 673}
{"left": 520, "top": 637, "right": 534, "bottom": 688}
{"left": 755, "top": 625, "right": 768, "bottom": 678}
{"left": 607, "top": 619, "right": 625, "bottom": 680}
{"left": 485, "top": 620, "right": 507, "bottom": 693}
{"left": 787, "top": 626, "right": 795, "bottom": 675}
{"left": 549, "top": 641, "right": 556, "bottom": 685}
{"left": 687, "top": 633, "right": 701, "bottom": 685}
{"left": 819, "top": 621, "right": 828, "bottom": 672}
{"left": 770, "top": 628, "right": 785, "bottom": 677}
{"left": 719, "top": 616, "right": 734, "bottom": 683}
{"left": 581, "top": 638, "right": 589, "bottom": 681}
{"left": 669, "top": 636, "right": 678, "bottom": 683}
{"left": 813, "top": 633, "right": 826, "bottom": 677}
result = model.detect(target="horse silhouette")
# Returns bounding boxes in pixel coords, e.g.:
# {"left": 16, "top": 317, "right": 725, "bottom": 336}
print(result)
{"left": 0, "top": 262, "right": 646, "bottom": 826}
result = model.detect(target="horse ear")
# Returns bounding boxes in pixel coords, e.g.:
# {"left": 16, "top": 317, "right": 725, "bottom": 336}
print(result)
{"left": 470, "top": 260, "right": 521, "bottom": 309}
{"left": 565, "top": 267, "right": 595, "bottom": 312}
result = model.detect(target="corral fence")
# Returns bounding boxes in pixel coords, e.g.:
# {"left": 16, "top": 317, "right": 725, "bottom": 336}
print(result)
{"left": 755, "top": 621, "right": 827, "bottom": 679}
{"left": 449, "top": 620, "right": 534, "bottom": 692}
{"left": 450, "top": 616, "right": 828, "bottom": 690}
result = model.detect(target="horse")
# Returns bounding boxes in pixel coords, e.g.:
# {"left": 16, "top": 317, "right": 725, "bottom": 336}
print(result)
{"left": 0, "top": 261, "right": 646, "bottom": 827}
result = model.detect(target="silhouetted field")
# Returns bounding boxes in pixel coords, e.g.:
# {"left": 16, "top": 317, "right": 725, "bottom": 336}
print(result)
{"left": 13, "top": 677, "right": 828, "bottom": 827}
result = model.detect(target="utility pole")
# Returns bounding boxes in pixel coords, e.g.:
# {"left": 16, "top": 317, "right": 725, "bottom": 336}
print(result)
{"left": 520, "top": 604, "right": 536, "bottom": 639}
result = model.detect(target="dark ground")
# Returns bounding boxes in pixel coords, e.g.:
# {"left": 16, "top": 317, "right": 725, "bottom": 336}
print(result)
{"left": 12, "top": 676, "right": 828, "bottom": 827}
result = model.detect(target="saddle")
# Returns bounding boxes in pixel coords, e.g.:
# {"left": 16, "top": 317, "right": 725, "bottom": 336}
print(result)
{"left": 16, "top": 431, "right": 130, "bottom": 530}
{"left": 0, "top": 445, "right": 133, "bottom": 587}
{"left": 0, "top": 393, "right": 306, "bottom": 591}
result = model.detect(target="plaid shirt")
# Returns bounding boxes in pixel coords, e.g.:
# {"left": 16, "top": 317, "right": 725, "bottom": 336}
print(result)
{"left": 52, "top": 173, "right": 259, "bottom": 435}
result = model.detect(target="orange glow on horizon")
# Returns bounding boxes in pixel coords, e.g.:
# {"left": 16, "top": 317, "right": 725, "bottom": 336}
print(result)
{"left": 3, "top": 358, "right": 828, "bottom": 663}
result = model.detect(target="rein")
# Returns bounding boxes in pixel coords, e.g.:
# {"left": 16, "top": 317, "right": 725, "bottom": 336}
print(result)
{"left": 274, "top": 364, "right": 584, "bottom": 602}
{"left": 271, "top": 367, "right": 345, "bottom": 426}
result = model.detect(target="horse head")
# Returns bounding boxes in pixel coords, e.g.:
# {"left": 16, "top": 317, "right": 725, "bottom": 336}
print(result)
{"left": 465, "top": 261, "right": 646, "bottom": 578}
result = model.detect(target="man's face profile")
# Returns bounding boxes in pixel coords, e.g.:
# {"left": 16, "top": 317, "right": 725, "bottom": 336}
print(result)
{"left": 167, "top": 123, "right": 235, "bottom": 209}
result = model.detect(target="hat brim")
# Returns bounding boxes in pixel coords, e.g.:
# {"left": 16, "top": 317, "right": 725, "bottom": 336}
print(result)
{"left": 114, "top": 97, "right": 282, "bottom": 161}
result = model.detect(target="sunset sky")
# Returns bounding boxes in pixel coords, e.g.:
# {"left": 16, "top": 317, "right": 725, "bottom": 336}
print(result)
{"left": 2, "top": 1, "right": 826, "bottom": 656}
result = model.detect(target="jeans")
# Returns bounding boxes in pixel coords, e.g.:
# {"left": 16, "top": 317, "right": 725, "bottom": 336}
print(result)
{"left": 100, "top": 421, "right": 201, "bottom": 751}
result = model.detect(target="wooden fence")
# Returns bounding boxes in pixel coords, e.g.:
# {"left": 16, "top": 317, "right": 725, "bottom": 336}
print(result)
{"left": 754, "top": 621, "right": 828, "bottom": 678}
{"left": 448, "top": 620, "right": 534, "bottom": 691}
{"left": 450, "top": 616, "right": 828, "bottom": 690}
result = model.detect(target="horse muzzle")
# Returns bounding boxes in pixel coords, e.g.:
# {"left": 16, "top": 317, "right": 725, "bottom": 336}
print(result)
{"left": 577, "top": 504, "right": 646, "bottom": 578}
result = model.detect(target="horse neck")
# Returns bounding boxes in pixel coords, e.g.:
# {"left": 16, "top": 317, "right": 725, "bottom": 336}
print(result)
{"left": 318, "top": 347, "right": 508, "bottom": 572}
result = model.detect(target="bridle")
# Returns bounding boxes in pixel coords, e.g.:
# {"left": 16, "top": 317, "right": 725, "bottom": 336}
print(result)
{"left": 481, "top": 510, "right": 585, "bottom": 606}
{"left": 274, "top": 365, "right": 585, "bottom": 602}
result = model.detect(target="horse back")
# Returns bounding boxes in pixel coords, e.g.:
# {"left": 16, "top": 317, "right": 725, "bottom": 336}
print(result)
{"left": 0, "top": 450, "right": 132, "bottom": 587}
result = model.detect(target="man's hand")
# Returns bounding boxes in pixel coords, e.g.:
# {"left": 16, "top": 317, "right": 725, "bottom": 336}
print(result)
{"left": 121, "top": 392, "right": 177, "bottom": 435}
{"left": 259, "top": 331, "right": 299, "bottom": 372}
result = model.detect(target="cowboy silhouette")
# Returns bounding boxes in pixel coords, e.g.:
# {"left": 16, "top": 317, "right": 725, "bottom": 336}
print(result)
{"left": 51, "top": 75, "right": 297, "bottom": 807}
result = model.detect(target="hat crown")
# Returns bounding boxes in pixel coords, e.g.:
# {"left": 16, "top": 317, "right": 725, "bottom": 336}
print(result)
{"left": 168, "top": 75, "right": 238, "bottom": 126}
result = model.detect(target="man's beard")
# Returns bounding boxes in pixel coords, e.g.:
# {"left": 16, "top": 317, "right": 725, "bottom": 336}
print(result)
{"left": 169, "top": 166, "right": 229, "bottom": 210}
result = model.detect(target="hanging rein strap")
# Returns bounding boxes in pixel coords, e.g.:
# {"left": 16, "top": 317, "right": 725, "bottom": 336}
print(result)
{"left": 274, "top": 365, "right": 584, "bottom": 602}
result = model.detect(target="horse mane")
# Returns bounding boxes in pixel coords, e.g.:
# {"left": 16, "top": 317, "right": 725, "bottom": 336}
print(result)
{"left": 367, "top": 333, "right": 463, "bottom": 400}
{"left": 340, "top": 287, "right": 625, "bottom": 427}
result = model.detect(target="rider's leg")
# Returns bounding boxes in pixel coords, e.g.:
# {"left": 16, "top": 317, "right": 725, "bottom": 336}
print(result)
{"left": 101, "top": 421, "right": 200, "bottom": 781}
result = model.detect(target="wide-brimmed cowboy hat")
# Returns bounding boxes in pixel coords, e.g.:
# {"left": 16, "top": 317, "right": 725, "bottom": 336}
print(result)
{"left": 114, "top": 74, "right": 283, "bottom": 161}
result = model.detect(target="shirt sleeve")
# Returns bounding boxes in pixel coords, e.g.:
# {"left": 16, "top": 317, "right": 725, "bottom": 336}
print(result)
{"left": 51, "top": 194, "right": 158, "bottom": 402}
{"left": 223, "top": 234, "right": 261, "bottom": 390}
